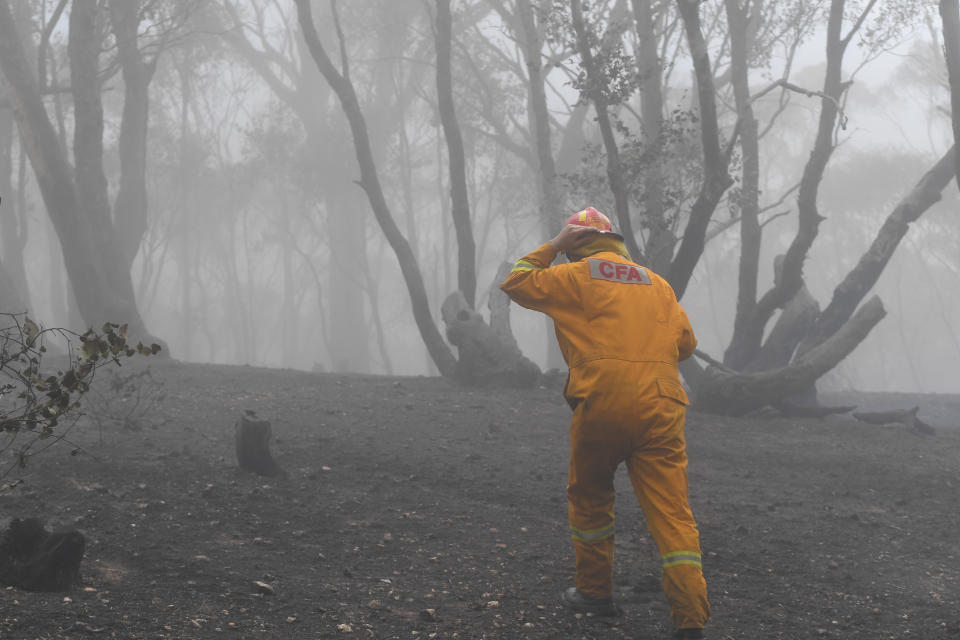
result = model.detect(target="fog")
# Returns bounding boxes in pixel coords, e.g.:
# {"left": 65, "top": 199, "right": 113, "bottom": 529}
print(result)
{"left": 1, "top": 0, "right": 957, "bottom": 394}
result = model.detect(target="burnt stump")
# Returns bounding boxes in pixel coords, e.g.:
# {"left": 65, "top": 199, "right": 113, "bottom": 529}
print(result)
{"left": 0, "top": 518, "right": 85, "bottom": 591}
{"left": 235, "top": 412, "right": 286, "bottom": 477}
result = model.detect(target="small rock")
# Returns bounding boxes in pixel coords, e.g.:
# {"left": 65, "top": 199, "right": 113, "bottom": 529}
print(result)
{"left": 419, "top": 608, "right": 437, "bottom": 622}
{"left": 338, "top": 623, "right": 353, "bottom": 632}
{"left": 253, "top": 580, "right": 274, "bottom": 595}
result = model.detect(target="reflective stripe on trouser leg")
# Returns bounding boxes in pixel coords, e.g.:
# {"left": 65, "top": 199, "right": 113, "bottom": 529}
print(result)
{"left": 572, "top": 534, "right": 614, "bottom": 599}
{"left": 662, "top": 553, "right": 708, "bottom": 629}
{"left": 567, "top": 425, "right": 618, "bottom": 600}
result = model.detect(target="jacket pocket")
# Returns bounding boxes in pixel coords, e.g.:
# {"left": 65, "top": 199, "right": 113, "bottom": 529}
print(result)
{"left": 656, "top": 377, "right": 689, "bottom": 406}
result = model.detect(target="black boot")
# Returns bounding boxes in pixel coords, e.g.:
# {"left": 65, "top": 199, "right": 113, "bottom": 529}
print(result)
{"left": 560, "top": 587, "right": 621, "bottom": 616}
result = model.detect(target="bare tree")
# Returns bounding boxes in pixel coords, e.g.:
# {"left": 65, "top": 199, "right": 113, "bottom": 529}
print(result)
{"left": 294, "top": 0, "right": 456, "bottom": 376}
{"left": 0, "top": 0, "right": 161, "bottom": 345}
{"left": 108, "top": 0, "right": 159, "bottom": 272}
{"left": 435, "top": 0, "right": 477, "bottom": 308}
{"left": 941, "top": 0, "right": 960, "bottom": 185}
{"left": 569, "top": 0, "right": 643, "bottom": 261}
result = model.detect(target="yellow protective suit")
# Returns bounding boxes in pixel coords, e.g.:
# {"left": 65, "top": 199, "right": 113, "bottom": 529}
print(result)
{"left": 500, "top": 242, "right": 709, "bottom": 630}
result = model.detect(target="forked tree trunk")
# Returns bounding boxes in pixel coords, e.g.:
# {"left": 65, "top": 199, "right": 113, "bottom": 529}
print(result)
{"left": 0, "top": 0, "right": 160, "bottom": 346}
{"left": 797, "top": 146, "right": 957, "bottom": 356}
{"left": 692, "top": 146, "right": 955, "bottom": 413}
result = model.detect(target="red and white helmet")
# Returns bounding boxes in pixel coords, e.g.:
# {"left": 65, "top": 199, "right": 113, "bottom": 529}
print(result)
{"left": 565, "top": 207, "right": 623, "bottom": 240}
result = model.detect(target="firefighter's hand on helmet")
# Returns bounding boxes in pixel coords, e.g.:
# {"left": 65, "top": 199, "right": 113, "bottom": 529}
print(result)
{"left": 549, "top": 224, "right": 598, "bottom": 253}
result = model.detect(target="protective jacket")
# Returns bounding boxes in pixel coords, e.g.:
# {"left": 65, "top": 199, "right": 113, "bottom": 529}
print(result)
{"left": 500, "top": 242, "right": 709, "bottom": 630}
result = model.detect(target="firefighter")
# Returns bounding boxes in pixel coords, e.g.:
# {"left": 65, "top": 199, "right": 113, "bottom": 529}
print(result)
{"left": 500, "top": 207, "right": 709, "bottom": 639}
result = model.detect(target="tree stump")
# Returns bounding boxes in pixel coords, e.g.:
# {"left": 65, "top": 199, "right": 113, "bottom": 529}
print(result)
{"left": 441, "top": 289, "right": 541, "bottom": 388}
{"left": 235, "top": 412, "right": 286, "bottom": 477}
{"left": 0, "top": 518, "right": 85, "bottom": 591}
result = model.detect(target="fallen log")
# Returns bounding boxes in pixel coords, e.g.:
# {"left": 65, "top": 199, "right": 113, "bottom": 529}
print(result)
{"left": 852, "top": 406, "right": 935, "bottom": 436}
{"left": 773, "top": 401, "right": 856, "bottom": 418}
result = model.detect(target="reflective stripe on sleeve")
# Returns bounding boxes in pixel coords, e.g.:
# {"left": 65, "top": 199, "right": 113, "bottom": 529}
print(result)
{"left": 661, "top": 550, "right": 702, "bottom": 569}
{"left": 570, "top": 521, "right": 614, "bottom": 542}
{"left": 509, "top": 259, "right": 540, "bottom": 274}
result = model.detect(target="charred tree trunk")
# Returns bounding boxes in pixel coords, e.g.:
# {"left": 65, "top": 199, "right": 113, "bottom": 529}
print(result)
{"left": 109, "top": 0, "right": 156, "bottom": 272}
{"left": 631, "top": 0, "right": 674, "bottom": 274}
{"left": 747, "top": 0, "right": 850, "bottom": 343}
{"left": 721, "top": 0, "right": 763, "bottom": 370}
{"left": 668, "top": 0, "right": 733, "bottom": 299}
{"left": 940, "top": 0, "right": 960, "bottom": 186}
{"left": 435, "top": 0, "right": 477, "bottom": 308}
{"left": 570, "top": 0, "right": 643, "bottom": 263}
{"left": 295, "top": 0, "right": 456, "bottom": 377}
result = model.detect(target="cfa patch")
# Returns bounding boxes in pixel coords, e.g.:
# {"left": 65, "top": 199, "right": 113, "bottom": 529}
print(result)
{"left": 588, "top": 259, "right": 652, "bottom": 285}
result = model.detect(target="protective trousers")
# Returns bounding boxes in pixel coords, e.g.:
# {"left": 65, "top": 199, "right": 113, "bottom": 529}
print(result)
{"left": 566, "top": 364, "right": 710, "bottom": 629}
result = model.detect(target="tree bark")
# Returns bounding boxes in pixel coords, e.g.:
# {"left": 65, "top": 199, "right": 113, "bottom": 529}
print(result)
{"left": 570, "top": 0, "right": 642, "bottom": 262}
{"left": 721, "top": 0, "right": 763, "bottom": 370}
{"left": 668, "top": 0, "right": 733, "bottom": 299}
{"left": 109, "top": 0, "right": 156, "bottom": 272}
{"left": 295, "top": 0, "right": 456, "bottom": 378}
{"left": 940, "top": 0, "right": 960, "bottom": 187}
{"left": 435, "top": 0, "right": 477, "bottom": 308}
{"left": 743, "top": 284, "right": 819, "bottom": 374}
{"left": 631, "top": 0, "right": 673, "bottom": 273}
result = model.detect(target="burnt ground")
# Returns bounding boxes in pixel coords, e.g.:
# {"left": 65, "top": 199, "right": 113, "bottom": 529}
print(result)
{"left": 1, "top": 359, "right": 958, "bottom": 639}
